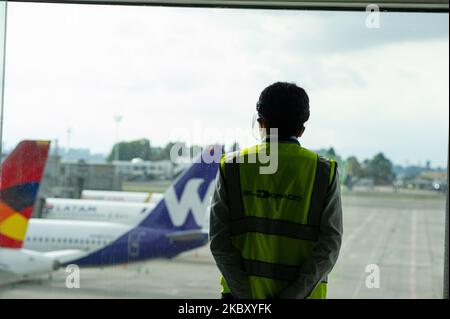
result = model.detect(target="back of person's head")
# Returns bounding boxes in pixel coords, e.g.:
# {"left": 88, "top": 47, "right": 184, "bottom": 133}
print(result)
{"left": 257, "top": 82, "right": 310, "bottom": 137}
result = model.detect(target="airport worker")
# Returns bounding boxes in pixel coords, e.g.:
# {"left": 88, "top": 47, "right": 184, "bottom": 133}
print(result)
{"left": 209, "top": 82, "right": 343, "bottom": 299}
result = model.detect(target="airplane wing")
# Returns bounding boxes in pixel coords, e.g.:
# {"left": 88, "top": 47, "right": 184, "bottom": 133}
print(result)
{"left": 0, "top": 269, "right": 21, "bottom": 286}
{"left": 0, "top": 248, "right": 79, "bottom": 286}
{"left": 0, "top": 250, "right": 85, "bottom": 286}
{"left": 165, "top": 229, "right": 208, "bottom": 243}
{"left": 43, "top": 249, "right": 88, "bottom": 265}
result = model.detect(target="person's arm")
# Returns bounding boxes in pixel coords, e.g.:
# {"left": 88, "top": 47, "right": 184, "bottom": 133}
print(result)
{"left": 209, "top": 169, "right": 252, "bottom": 299}
{"left": 279, "top": 170, "right": 343, "bottom": 299}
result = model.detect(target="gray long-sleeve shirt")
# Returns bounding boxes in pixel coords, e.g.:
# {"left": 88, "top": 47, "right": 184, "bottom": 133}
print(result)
{"left": 209, "top": 153, "right": 343, "bottom": 299}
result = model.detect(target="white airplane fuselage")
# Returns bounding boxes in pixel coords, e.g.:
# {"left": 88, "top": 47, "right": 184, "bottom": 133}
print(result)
{"left": 42, "top": 198, "right": 157, "bottom": 225}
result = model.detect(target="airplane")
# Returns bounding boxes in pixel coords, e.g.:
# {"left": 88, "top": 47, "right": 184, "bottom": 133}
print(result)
{"left": 0, "top": 140, "right": 86, "bottom": 285}
{"left": 39, "top": 187, "right": 166, "bottom": 225}
{"left": 41, "top": 197, "right": 158, "bottom": 225}
{"left": 80, "top": 189, "right": 164, "bottom": 203}
{"left": 39, "top": 147, "right": 222, "bottom": 226}
{"left": 1, "top": 141, "right": 220, "bottom": 284}
{"left": 22, "top": 144, "right": 221, "bottom": 267}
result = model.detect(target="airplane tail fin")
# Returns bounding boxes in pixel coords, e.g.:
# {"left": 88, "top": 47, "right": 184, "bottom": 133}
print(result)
{"left": 139, "top": 145, "right": 222, "bottom": 231}
{"left": 0, "top": 140, "right": 50, "bottom": 248}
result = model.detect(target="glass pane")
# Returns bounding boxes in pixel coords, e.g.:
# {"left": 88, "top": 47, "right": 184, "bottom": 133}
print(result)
{"left": 0, "top": 2, "right": 448, "bottom": 299}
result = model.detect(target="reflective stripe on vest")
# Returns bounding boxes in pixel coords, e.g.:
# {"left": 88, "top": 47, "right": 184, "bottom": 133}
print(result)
{"left": 230, "top": 217, "right": 319, "bottom": 241}
{"left": 243, "top": 259, "right": 329, "bottom": 283}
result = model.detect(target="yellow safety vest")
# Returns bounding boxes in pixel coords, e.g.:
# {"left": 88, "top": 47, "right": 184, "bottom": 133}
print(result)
{"left": 219, "top": 141, "right": 336, "bottom": 299}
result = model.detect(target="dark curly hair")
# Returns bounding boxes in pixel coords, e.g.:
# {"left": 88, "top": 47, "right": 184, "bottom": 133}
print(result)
{"left": 257, "top": 82, "right": 310, "bottom": 137}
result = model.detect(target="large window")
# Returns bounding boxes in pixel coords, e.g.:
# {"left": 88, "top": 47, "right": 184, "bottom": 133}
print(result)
{"left": 0, "top": 2, "right": 448, "bottom": 298}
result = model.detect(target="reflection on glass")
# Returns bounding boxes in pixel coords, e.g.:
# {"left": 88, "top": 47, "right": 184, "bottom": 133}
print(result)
{"left": 0, "top": 2, "right": 448, "bottom": 299}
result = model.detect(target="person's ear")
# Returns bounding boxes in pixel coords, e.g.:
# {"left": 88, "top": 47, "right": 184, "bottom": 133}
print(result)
{"left": 298, "top": 126, "right": 305, "bottom": 137}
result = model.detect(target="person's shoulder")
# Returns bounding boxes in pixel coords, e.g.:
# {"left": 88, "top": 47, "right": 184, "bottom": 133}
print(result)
{"left": 300, "top": 146, "right": 337, "bottom": 167}
{"left": 299, "top": 147, "right": 338, "bottom": 183}
{"left": 221, "top": 144, "right": 260, "bottom": 164}
{"left": 296, "top": 145, "right": 322, "bottom": 162}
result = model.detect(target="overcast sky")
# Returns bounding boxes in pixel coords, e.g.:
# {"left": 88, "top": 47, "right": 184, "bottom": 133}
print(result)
{"left": 2, "top": 2, "right": 449, "bottom": 167}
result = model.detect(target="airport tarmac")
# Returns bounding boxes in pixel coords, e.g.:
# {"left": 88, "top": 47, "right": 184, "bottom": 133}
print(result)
{"left": 0, "top": 191, "right": 446, "bottom": 299}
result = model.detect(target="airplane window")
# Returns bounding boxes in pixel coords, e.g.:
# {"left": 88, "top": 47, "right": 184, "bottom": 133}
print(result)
{"left": 0, "top": 1, "right": 447, "bottom": 300}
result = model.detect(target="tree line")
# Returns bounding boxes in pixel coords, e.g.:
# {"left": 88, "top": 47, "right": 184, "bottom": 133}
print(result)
{"left": 317, "top": 147, "right": 395, "bottom": 188}
{"left": 106, "top": 139, "right": 202, "bottom": 162}
{"left": 108, "top": 139, "right": 396, "bottom": 186}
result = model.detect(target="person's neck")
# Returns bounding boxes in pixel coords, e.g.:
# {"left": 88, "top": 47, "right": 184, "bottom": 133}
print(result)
{"left": 264, "top": 135, "right": 300, "bottom": 145}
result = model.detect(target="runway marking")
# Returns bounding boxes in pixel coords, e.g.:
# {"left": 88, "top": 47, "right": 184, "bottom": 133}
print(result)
{"left": 330, "top": 211, "right": 377, "bottom": 296}
{"left": 350, "top": 211, "right": 397, "bottom": 299}
{"left": 340, "top": 212, "right": 377, "bottom": 257}
{"left": 410, "top": 211, "right": 417, "bottom": 299}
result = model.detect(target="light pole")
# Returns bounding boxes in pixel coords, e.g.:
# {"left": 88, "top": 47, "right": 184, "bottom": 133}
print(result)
{"left": 114, "top": 115, "right": 123, "bottom": 162}
{"left": 66, "top": 126, "right": 72, "bottom": 154}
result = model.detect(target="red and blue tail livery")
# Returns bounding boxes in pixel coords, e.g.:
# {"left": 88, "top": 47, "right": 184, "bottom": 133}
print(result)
{"left": 0, "top": 140, "right": 50, "bottom": 249}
